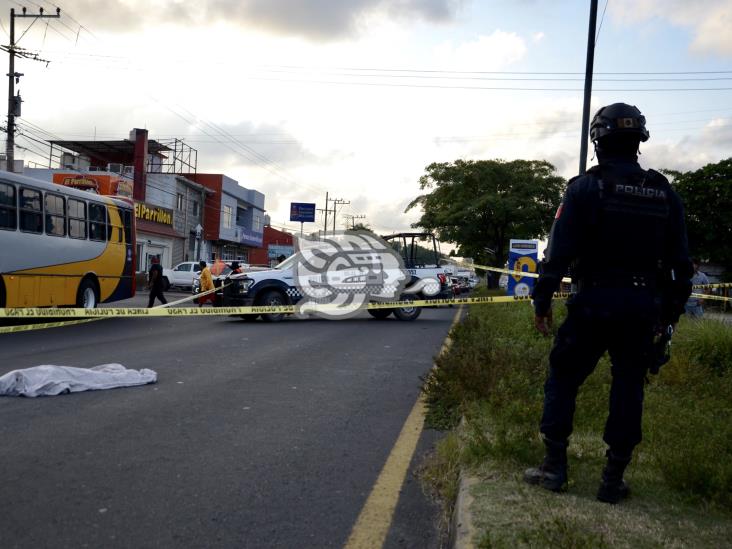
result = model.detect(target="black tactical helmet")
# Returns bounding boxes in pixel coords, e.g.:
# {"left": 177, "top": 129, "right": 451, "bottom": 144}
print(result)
{"left": 590, "top": 103, "right": 649, "bottom": 143}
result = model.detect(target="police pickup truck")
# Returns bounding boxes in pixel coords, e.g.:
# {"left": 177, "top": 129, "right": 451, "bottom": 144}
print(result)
{"left": 220, "top": 232, "right": 451, "bottom": 322}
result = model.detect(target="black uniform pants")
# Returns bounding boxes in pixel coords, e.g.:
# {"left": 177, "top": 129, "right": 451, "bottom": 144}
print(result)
{"left": 540, "top": 289, "right": 657, "bottom": 455}
{"left": 148, "top": 286, "right": 167, "bottom": 308}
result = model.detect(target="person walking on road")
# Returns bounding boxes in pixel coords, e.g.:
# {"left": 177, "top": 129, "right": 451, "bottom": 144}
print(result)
{"left": 147, "top": 257, "right": 168, "bottom": 308}
{"left": 525, "top": 103, "right": 693, "bottom": 504}
{"left": 685, "top": 259, "right": 710, "bottom": 318}
{"left": 198, "top": 260, "right": 215, "bottom": 307}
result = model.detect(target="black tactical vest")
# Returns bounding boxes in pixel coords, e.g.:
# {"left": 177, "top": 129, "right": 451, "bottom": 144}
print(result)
{"left": 575, "top": 164, "right": 671, "bottom": 286}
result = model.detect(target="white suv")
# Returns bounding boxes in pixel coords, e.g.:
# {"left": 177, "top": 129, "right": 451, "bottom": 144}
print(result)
{"left": 163, "top": 261, "right": 202, "bottom": 291}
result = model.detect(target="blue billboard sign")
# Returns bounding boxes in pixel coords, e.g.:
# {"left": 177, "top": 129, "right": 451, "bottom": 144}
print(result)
{"left": 290, "top": 202, "right": 316, "bottom": 223}
{"left": 506, "top": 239, "right": 539, "bottom": 297}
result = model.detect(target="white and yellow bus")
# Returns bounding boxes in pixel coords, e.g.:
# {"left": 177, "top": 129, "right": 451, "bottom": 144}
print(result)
{"left": 0, "top": 171, "right": 136, "bottom": 308}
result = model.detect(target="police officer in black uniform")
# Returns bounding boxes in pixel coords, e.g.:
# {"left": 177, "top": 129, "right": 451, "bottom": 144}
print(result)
{"left": 524, "top": 103, "right": 693, "bottom": 503}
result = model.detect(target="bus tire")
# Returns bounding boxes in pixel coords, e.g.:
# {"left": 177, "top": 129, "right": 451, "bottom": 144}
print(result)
{"left": 257, "top": 290, "right": 287, "bottom": 323}
{"left": 0, "top": 276, "right": 5, "bottom": 308}
{"left": 76, "top": 277, "right": 99, "bottom": 309}
{"left": 368, "top": 308, "right": 392, "bottom": 319}
{"left": 393, "top": 296, "right": 421, "bottom": 321}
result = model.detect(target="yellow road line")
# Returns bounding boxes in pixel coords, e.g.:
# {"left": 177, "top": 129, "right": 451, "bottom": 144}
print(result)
{"left": 344, "top": 306, "right": 463, "bottom": 549}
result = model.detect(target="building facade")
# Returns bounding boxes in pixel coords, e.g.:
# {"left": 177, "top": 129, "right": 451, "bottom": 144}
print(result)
{"left": 23, "top": 128, "right": 266, "bottom": 272}
{"left": 183, "top": 173, "right": 265, "bottom": 263}
{"left": 249, "top": 225, "right": 295, "bottom": 267}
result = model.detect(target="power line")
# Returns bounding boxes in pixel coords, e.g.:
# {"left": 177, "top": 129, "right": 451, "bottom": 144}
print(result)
{"left": 239, "top": 75, "right": 732, "bottom": 93}
{"left": 14, "top": 120, "right": 306, "bottom": 234}
{"left": 257, "top": 63, "right": 732, "bottom": 76}
{"left": 595, "top": 0, "right": 609, "bottom": 45}
{"left": 22, "top": 106, "right": 732, "bottom": 140}
{"left": 6, "top": 8, "right": 323, "bottom": 198}
{"left": 147, "top": 97, "right": 326, "bottom": 196}
{"left": 44, "top": 1, "right": 99, "bottom": 41}
{"left": 23, "top": 49, "right": 732, "bottom": 83}
{"left": 13, "top": 43, "right": 732, "bottom": 81}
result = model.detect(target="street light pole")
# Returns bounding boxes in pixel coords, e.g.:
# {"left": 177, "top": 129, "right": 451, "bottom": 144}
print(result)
{"left": 578, "top": 0, "right": 598, "bottom": 175}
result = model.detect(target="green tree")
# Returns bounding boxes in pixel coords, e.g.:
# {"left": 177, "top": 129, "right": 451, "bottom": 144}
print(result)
{"left": 351, "top": 222, "right": 373, "bottom": 233}
{"left": 670, "top": 158, "right": 732, "bottom": 273}
{"left": 406, "top": 159, "right": 565, "bottom": 266}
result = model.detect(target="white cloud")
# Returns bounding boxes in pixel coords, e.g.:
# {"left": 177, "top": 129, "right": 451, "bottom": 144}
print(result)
{"left": 433, "top": 30, "right": 527, "bottom": 71}
{"left": 610, "top": 0, "right": 732, "bottom": 56}
{"left": 532, "top": 31, "right": 545, "bottom": 43}
{"left": 44, "top": 0, "right": 464, "bottom": 40}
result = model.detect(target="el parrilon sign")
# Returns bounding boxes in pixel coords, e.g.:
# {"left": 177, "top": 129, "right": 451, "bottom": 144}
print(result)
{"left": 134, "top": 203, "right": 172, "bottom": 225}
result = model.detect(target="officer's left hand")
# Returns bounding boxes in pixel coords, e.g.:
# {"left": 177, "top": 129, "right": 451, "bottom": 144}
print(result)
{"left": 534, "top": 309, "right": 553, "bottom": 337}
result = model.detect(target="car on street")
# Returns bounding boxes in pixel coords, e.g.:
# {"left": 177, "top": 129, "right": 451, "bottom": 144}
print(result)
{"left": 162, "top": 261, "right": 203, "bottom": 291}
{"left": 220, "top": 233, "right": 452, "bottom": 322}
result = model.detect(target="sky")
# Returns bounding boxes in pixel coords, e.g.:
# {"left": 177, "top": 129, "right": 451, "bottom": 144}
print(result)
{"left": 2, "top": 0, "right": 731, "bottom": 237}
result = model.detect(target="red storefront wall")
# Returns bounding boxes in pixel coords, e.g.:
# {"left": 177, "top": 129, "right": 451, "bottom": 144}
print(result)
{"left": 249, "top": 226, "right": 294, "bottom": 266}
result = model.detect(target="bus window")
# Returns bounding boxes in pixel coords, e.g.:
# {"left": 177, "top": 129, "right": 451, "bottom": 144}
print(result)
{"left": 68, "top": 198, "right": 87, "bottom": 239}
{"left": 123, "top": 209, "right": 132, "bottom": 244}
{"left": 105, "top": 208, "right": 123, "bottom": 243}
{"left": 19, "top": 188, "right": 43, "bottom": 234}
{"left": 89, "top": 203, "right": 107, "bottom": 241}
{"left": 0, "top": 182, "right": 17, "bottom": 230}
{"left": 45, "top": 193, "right": 66, "bottom": 237}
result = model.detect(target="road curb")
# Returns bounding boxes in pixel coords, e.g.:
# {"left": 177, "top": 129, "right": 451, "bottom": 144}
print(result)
{"left": 450, "top": 472, "right": 479, "bottom": 549}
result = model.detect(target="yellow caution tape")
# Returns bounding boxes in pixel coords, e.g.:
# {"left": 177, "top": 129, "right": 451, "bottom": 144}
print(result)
{"left": 0, "top": 318, "right": 101, "bottom": 334}
{"left": 0, "top": 293, "right": 572, "bottom": 320}
{"left": 691, "top": 292, "right": 732, "bottom": 302}
{"left": 453, "top": 261, "right": 574, "bottom": 283}
{"left": 455, "top": 261, "right": 731, "bottom": 290}
{"left": 2, "top": 284, "right": 727, "bottom": 334}
{"left": 0, "top": 283, "right": 229, "bottom": 334}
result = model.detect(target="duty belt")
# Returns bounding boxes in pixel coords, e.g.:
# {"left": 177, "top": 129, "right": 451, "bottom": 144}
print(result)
{"left": 576, "top": 273, "right": 657, "bottom": 291}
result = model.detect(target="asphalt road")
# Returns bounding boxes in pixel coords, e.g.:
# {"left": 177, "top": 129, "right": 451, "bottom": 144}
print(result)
{"left": 0, "top": 293, "right": 458, "bottom": 549}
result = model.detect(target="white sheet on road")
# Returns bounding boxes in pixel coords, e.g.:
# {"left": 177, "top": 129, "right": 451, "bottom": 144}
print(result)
{"left": 0, "top": 364, "right": 157, "bottom": 397}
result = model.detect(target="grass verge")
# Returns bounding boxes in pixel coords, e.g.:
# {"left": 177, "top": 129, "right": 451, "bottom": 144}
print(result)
{"left": 420, "top": 292, "right": 732, "bottom": 546}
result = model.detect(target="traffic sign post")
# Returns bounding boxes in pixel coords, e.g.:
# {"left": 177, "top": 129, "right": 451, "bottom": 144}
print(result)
{"left": 290, "top": 202, "right": 316, "bottom": 223}
{"left": 290, "top": 202, "right": 316, "bottom": 237}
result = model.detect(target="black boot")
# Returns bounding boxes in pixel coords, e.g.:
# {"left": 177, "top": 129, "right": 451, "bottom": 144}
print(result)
{"left": 597, "top": 450, "right": 631, "bottom": 504}
{"left": 524, "top": 438, "right": 568, "bottom": 492}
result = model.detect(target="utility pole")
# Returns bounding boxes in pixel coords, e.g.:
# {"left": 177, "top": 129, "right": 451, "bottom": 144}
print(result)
{"left": 331, "top": 198, "right": 350, "bottom": 234}
{"left": 322, "top": 191, "right": 329, "bottom": 236}
{"left": 344, "top": 214, "right": 366, "bottom": 230}
{"left": 5, "top": 6, "right": 60, "bottom": 173}
{"left": 578, "top": 0, "right": 598, "bottom": 175}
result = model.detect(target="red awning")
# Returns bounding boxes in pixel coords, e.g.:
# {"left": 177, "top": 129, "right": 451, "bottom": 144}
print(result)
{"left": 136, "top": 219, "right": 183, "bottom": 239}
